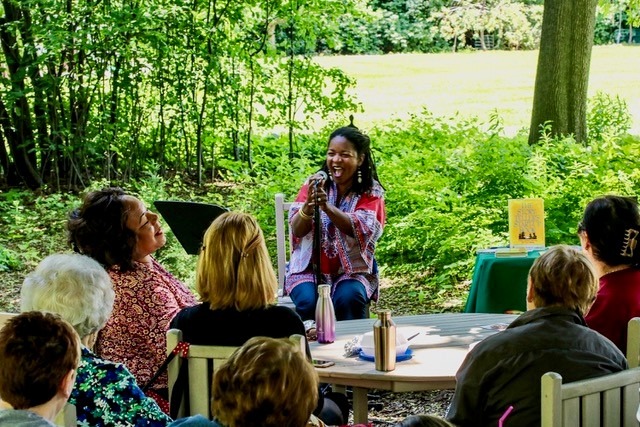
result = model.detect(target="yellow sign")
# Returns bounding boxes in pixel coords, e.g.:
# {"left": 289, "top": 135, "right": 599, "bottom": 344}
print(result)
{"left": 508, "top": 198, "right": 545, "bottom": 248}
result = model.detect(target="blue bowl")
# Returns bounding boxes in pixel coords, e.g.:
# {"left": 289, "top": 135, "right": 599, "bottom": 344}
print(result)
{"left": 358, "top": 348, "right": 413, "bottom": 362}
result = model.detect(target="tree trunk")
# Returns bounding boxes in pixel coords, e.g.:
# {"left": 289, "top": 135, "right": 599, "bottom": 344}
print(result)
{"left": 528, "top": 0, "right": 598, "bottom": 145}
{"left": 479, "top": 29, "right": 486, "bottom": 50}
{"left": 0, "top": 124, "right": 19, "bottom": 185}
{"left": 0, "top": 98, "right": 42, "bottom": 188}
{"left": 0, "top": 0, "right": 43, "bottom": 188}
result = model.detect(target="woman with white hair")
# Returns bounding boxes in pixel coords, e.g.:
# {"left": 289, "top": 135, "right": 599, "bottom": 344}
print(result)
{"left": 21, "top": 253, "right": 171, "bottom": 426}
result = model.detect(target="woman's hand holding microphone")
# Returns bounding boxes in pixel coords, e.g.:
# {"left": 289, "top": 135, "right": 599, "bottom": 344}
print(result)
{"left": 306, "top": 171, "right": 329, "bottom": 212}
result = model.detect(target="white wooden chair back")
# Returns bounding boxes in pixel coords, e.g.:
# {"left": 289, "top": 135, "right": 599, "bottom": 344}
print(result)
{"left": 167, "top": 329, "right": 307, "bottom": 419}
{"left": 275, "top": 193, "right": 292, "bottom": 293}
{"left": 54, "top": 403, "right": 77, "bottom": 427}
{"left": 275, "top": 193, "right": 296, "bottom": 309}
{"left": 627, "top": 317, "right": 640, "bottom": 368}
{"left": 541, "top": 368, "right": 640, "bottom": 427}
{"left": 0, "top": 311, "right": 16, "bottom": 331}
{"left": 167, "top": 329, "right": 238, "bottom": 419}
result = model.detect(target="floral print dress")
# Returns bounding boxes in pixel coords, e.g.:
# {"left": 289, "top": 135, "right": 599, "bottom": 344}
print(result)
{"left": 70, "top": 346, "right": 172, "bottom": 426}
{"left": 96, "top": 258, "right": 197, "bottom": 393}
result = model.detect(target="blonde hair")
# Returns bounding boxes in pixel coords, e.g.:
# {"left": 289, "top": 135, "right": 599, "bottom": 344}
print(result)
{"left": 529, "top": 245, "right": 598, "bottom": 316}
{"left": 212, "top": 336, "right": 318, "bottom": 427}
{"left": 196, "top": 211, "right": 277, "bottom": 311}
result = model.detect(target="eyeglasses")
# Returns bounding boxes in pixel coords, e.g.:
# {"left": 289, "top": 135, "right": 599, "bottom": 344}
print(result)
{"left": 577, "top": 221, "right": 586, "bottom": 234}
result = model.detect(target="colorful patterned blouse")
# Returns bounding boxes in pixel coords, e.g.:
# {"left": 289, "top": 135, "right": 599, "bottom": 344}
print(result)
{"left": 70, "top": 346, "right": 172, "bottom": 426}
{"left": 285, "top": 180, "right": 385, "bottom": 300}
{"left": 96, "top": 257, "right": 197, "bottom": 392}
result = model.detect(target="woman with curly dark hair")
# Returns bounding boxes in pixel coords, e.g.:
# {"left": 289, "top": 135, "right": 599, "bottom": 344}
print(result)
{"left": 67, "top": 187, "right": 197, "bottom": 412}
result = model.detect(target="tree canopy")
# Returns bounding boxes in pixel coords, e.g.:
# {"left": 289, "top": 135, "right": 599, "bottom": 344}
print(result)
{"left": 1, "top": 0, "right": 638, "bottom": 188}
{"left": 0, "top": 0, "right": 361, "bottom": 189}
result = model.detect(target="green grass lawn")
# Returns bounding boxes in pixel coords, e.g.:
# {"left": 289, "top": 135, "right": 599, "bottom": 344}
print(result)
{"left": 315, "top": 45, "right": 640, "bottom": 136}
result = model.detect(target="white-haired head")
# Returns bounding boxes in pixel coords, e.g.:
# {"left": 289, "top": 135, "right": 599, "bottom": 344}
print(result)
{"left": 21, "top": 253, "right": 114, "bottom": 338}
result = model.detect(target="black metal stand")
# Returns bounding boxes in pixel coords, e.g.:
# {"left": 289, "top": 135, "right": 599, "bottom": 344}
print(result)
{"left": 312, "top": 182, "right": 323, "bottom": 287}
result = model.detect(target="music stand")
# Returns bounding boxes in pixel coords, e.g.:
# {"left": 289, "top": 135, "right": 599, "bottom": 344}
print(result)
{"left": 154, "top": 200, "right": 228, "bottom": 255}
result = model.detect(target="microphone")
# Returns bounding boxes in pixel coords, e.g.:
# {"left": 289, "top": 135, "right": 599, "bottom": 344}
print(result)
{"left": 310, "top": 171, "right": 328, "bottom": 187}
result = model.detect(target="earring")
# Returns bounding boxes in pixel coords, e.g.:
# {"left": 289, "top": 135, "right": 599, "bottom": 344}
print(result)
{"left": 357, "top": 168, "right": 362, "bottom": 184}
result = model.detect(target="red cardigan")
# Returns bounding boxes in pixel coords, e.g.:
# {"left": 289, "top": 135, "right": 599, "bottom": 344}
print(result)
{"left": 585, "top": 267, "right": 640, "bottom": 352}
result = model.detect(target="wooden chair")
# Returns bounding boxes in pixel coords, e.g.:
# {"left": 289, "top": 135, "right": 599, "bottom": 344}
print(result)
{"left": 167, "top": 328, "right": 306, "bottom": 419}
{"left": 0, "top": 311, "right": 16, "bottom": 331}
{"left": 541, "top": 368, "right": 640, "bottom": 426}
{"left": 626, "top": 317, "right": 640, "bottom": 368}
{"left": 54, "top": 403, "right": 77, "bottom": 427}
{"left": 275, "top": 193, "right": 295, "bottom": 309}
{"left": 275, "top": 193, "right": 371, "bottom": 317}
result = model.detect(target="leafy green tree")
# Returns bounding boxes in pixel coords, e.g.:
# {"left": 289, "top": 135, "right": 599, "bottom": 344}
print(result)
{"left": 430, "top": 0, "right": 542, "bottom": 51}
{"left": 598, "top": 0, "right": 640, "bottom": 43}
{"left": 0, "top": 0, "right": 359, "bottom": 189}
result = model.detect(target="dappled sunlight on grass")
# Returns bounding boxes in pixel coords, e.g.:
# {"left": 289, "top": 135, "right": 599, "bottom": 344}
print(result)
{"left": 315, "top": 45, "right": 640, "bottom": 136}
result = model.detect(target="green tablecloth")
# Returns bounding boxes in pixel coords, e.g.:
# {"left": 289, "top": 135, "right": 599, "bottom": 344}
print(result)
{"left": 464, "top": 250, "right": 545, "bottom": 313}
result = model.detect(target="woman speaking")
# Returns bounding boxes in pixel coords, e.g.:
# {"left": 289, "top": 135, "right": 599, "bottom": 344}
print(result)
{"left": 286, "top": 122, "right": 385, "bottom": 321}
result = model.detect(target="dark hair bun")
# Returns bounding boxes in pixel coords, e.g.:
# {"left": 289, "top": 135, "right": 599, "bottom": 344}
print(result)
{"left": 348, "top": 114, "right": 357, "bottom": 129}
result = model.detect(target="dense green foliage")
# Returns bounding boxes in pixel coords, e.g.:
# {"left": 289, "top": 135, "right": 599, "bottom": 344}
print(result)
{"left": 309, "top": 0, "right": 636, "bottom": 54}
{"left": 0, "top": 0, "right": 362, "bottom": 188}
{"left": 3, "top": 0, "right": 639, "bottom": 189}
{"left": 1, "top": 99, "right": 638, "bottom": 312}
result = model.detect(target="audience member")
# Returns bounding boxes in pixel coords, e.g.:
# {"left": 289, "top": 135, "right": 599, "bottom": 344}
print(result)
{"left": 21, "top": 253, "right": 171, "bottom": 426}
{"left": 168, "top": 336, "right": 321, "bottom": 427}
{"left": 67, "top": 187, "right": 197, "bottom": 409}
{"left": 171, "top": 211, "right": 346, "bottom": 425}
{"left": 578, "top": 195, "right": 640, "bottom": 351}
{"left": 447, "top": 245, "right": 627, "bottom": 426}
{"left": 0, "top": 311, "right": 80, "bottom": 426}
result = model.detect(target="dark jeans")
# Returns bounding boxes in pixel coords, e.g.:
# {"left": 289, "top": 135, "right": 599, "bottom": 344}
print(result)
{"left": 289, "top": 279, "right": 368, "bottom": 321}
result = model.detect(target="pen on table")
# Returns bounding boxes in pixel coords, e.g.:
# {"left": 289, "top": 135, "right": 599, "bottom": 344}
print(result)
{"left": 498, "top": 405, "right": 514, "bottom": 427}
{"left": 406, "top": 332, "right": 420, "bottom": 341}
